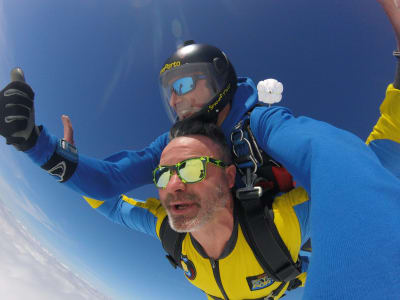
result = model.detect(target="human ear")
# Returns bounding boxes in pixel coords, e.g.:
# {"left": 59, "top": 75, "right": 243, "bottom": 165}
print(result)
{"left": 225, "top": 164, "right": 236, "bottom": 188}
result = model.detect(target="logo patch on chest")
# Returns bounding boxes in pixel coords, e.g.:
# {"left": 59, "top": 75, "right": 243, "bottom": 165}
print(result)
{"left": 180, "top": 255, "right": 196, "bottom": 280}
{"left": 246, "top": 273, "right": 275, "bottom": 291}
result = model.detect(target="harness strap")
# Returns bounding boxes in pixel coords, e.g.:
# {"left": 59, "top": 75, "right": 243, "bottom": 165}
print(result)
{"left": 231, "top": 108, "right": 304, "bottom": 283}
{"left": 159, "top": 217, "right": 185, "bottom": 269}
{"left": 231, "top": 114, "right": 294, "bottom": 195}
{"left": 237, "top": 196, "right": 302, "bottom": 283}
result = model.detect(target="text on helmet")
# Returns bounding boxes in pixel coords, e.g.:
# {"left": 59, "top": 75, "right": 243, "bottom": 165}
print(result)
{"left": 160, "top": 61, "right": 181, "bottom": 74}
{"left": 208, "top": 83, "right": 231, "bottom": 112}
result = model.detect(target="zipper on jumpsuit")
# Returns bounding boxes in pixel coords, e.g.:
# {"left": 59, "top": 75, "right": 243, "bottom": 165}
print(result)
{"left": 210, "top": 258, "right": 229, "bottom": 300}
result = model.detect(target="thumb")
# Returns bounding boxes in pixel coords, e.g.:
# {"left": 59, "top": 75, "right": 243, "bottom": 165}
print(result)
{"left": 10, "top": 67, "right": 26, "bottom": 82}
{"left": 61, "top": 115, "right": 75, "bottom": 146}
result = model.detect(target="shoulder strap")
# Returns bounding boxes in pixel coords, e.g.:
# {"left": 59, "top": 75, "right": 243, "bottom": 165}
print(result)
{"left": 231, "top": 112, "right": 294, "bottom": 196}
{"left": 237, "top": 195, "right": 302, "bottom": 283}
{"left": 159, "top": 216, "right": 185, "bottom": 269}
{"left": 232, "top": 105, "right": 308, "bottom": 283}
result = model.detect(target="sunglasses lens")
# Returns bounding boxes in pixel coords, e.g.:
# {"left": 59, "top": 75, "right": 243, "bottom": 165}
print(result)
{"left": 172, "top": 77, "right": 195, "bottom": 96}
{"left": 154, "top": 167, "right": 171, "bottom": 188}
{"left": 179, "top": 159, "right": 205, "bottom": 183}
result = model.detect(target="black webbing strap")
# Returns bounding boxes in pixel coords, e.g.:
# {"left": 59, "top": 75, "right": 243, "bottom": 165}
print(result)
{"left": 237, "top": 197, "right": 302, "bottom": 283}
{"left": 159, "top": 216, "right": 185, "bottom": 269}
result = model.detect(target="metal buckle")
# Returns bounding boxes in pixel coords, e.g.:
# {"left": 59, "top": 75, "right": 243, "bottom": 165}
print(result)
{"left": 231, "top": 125, "right": 259, "bottom": 176}
{"left": 236, "top": 186, "right": 263, "bottom": 200}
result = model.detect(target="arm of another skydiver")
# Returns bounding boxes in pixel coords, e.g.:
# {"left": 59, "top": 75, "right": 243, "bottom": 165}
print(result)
{"left": 378, "top": 0, "right": 400, "bottom": 50}
{"left": 25, "top": 119, "right": 169, "bottom": 199}
{"left": 249, "top": 104, "right": 400, "bottom": 197}
{"left": 83, "top": 194, "right": 167, "bottom": 240}
{"left": 249, "top": 102, "right": 400, "bottom": 300}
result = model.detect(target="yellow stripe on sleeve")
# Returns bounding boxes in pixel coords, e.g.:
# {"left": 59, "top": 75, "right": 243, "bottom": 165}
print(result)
{"left": 120, "top": 195, "right": 167, "bottom": 239}
{"left": 83, "top": 196, "right": 105, "bottom": 209}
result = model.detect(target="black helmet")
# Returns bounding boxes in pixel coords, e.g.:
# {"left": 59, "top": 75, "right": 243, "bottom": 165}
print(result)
{"left": 159, "top": 40, "right": 237, "bottom": 123}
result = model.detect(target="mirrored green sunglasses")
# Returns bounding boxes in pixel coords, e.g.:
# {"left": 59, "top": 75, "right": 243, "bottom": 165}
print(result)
{"left": 153, "top": 156, "right": 227, "bottom": 189}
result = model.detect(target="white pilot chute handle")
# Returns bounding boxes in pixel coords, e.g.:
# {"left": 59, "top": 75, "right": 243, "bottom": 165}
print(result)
{"left": 257, "top": 79, "right": 283, "bottom": 105}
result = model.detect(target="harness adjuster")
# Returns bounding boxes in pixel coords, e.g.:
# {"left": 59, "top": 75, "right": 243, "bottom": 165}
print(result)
{"left": 165, "top": 254, "right": 179, "bottom": 269}
{"left": 236, "top": 186, "right": 263, "bottom": 200}
{"left": 287, "top": 278, "right": 302, "bottom": 291}
{"left": 275, "top": 261, "right": 302, "bottom": 283}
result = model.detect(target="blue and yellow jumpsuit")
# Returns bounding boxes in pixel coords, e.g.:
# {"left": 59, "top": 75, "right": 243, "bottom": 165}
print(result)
{"left": 84, "top": 187, "right": 310, "bottom": 300}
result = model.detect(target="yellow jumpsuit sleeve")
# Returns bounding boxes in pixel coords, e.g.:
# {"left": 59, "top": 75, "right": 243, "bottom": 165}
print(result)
{"left": 366, "top": 84, "right": 400, "bottom": 144}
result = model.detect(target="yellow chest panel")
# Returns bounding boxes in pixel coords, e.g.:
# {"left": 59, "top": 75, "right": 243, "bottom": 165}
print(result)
{"left": 177, "top": 188, "right": 308, "bottom": 299}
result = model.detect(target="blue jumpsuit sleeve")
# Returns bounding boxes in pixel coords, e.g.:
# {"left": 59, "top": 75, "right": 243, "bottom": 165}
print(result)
{"left": 84, "top": 195, "right": 164, "bottom": 239}
{"left": 250, "top": 106, "right": 400, "bottom": 300}
{"left": 25, "top": 127, "right": 169, "bottom": 199}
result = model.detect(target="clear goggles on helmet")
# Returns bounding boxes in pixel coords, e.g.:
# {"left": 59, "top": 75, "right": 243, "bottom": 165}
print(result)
{"left": 159, "top": 63, "right": 225, "bottom": 122}
{"left": 153, "top": 156, "right": 227, "bottom": 189}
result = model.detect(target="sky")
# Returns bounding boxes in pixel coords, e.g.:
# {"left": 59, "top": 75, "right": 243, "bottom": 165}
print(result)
{"left": 0, "top": 0, "right": 397, "bottom": 299}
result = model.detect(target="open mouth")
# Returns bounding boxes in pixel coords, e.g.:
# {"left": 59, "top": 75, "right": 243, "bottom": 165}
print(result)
{"left": 175, "top": 203, "right": 190, "bottom": 210}
{"left": 169, "top": 202, "right": 198, "bottom": 215}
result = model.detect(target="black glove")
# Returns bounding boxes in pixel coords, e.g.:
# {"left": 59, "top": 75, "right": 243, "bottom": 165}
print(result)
{"left": 0, "top": 76, "right": 40, "bottom": 151}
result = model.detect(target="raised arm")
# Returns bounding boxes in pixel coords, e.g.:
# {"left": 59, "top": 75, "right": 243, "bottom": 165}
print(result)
{"left": 378, "top": 0, "right": 400, "bottom": 50}
{"left": 0, "top": 72, "right": 169, "bottom": 199}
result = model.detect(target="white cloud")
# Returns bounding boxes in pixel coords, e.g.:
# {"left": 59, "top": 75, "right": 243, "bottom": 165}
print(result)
{"left": 0, "top": 199, "right": 111, "bottom": 300}
{"left": 0, "top": 147, "right": 59, "bottom": 234}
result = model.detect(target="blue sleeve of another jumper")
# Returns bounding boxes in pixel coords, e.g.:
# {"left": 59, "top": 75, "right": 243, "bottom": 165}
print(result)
{"left": 26, "top": 126, "right": 169, "bottom": 199}
{"left": 250, "top": 106, "right": 400, "bottom": 300}
{"left": 94, "top": 196, "right": 158, "bottom": 239}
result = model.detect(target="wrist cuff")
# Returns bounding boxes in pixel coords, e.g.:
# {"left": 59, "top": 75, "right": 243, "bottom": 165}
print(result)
{"left": 41, "top": 139, "right": 78, "bottom": 183}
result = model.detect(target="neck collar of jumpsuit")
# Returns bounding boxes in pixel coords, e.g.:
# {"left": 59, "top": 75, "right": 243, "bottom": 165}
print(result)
{"left": 189, "top": 205, "right": 239, "bottom": 260}
{"left": 220, "top": 76, "right": 259, "bottom": 142}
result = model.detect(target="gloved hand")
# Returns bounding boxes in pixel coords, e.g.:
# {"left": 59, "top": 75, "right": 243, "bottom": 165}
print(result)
{"left": 0, "top": 68, "right": 40, "bottom": 151}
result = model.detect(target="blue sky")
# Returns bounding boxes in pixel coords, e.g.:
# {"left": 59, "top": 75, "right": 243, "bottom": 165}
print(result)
{"left": 0, "top": 0, "right": 396, "bottom": 299}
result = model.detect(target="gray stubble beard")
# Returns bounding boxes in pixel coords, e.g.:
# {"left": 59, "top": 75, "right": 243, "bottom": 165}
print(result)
{"left": 167, "top": 183, "right": 229, "bottom": 233}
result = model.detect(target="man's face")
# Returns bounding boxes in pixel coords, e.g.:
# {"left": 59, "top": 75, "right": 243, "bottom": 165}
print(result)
{"left": 158, "top": 135, "right": 235, "bottom": 232}
{"left": 169, "top": 75, "right": 213, "bottom": 120}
